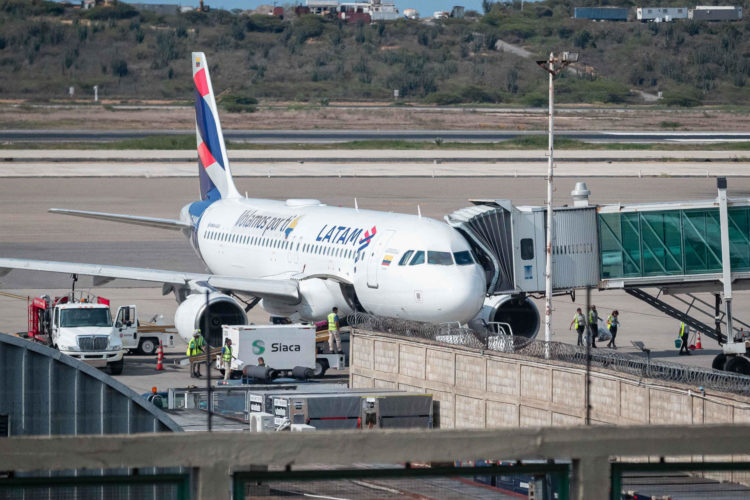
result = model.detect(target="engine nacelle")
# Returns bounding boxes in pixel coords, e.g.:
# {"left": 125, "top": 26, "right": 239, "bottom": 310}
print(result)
{"left": 471, "top": 295, "right": 540, "bottom": 342}
{"left": 174, "top": 292, "right": 247, "bottom": 347}
{"left": 262, "top": 278, "right": 352, "bottom": 322}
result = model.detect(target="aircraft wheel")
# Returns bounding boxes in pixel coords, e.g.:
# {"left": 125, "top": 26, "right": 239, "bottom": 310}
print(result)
{"left": 725, "top": 356, "right": 750, "bottom": 375}
{"left": 712, "top": 353, "right": 727, "bottom": 371}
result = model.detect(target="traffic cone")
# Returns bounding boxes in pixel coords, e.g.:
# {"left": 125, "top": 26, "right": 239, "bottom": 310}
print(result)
{"left": 696, "top": 331, "right": 703, "bottom": 350}
{"left": 156, "top": 341, "right": 164, "bottom": 371}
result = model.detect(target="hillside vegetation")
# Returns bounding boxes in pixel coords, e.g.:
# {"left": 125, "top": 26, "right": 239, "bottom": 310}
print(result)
{"left": 0, "top": 0, "right": 748, "bottom": 107}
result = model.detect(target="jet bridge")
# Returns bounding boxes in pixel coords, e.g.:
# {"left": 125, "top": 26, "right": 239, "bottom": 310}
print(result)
{"left": 448, "top": 179, "right": 750, "bottom": 365}
{"left": 446, "top": 201, "right": 599, "bottom": 295}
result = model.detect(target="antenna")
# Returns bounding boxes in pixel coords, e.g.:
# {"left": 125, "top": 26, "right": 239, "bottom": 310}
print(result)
{"left": 354, "top": 198, "right": 359, "bottom": 212}
{"left": 417, "top": 205, "right": 422, "bottom": 218}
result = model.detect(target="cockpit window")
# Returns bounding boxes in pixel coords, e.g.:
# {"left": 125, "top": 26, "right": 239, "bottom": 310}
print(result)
{"left": 409, "top": 251, "right": 425, "bottom": 265}
{"left": 427, "top": 251, "right": 453, "bottom": 265}
{"left": 399, "top": 250, "right": 414, "bottom": 265}
{"left": 454, "top": 251, "right": 474, "bottom": 265}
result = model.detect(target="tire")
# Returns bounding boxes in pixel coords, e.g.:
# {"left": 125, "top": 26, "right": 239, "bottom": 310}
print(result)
{"left": 313, "top": 359, "right": 329, "bottom": 378}
{"left": 725, "top": 356, "right": 750, "bottom": 376}
{"left": 108, "top": 358, "right": 124, "bottom": 375}
{"left": 138, "top": 338, "right": 157, "bottom": 355}
{"left": 712, "top": 353, "right": 728, "bottom": 371}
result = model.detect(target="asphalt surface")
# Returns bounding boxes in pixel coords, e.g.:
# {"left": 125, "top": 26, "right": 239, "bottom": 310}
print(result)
{"left": 2, "top": 176, "right": 750, "bottom": 373}
{"left": 2, "top": 129, "right": 750, "bottom": 143}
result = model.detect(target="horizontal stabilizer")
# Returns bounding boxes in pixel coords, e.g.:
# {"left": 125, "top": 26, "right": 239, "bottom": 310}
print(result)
{"left": 49, "top": 209, "right": 192, "bottom": 231}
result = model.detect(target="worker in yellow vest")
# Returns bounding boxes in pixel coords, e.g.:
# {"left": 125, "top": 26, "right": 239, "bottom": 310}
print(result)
{"left": 569, "top": 307, "right": 585, "bottom": 346}
{"left": 679, "top": 322, "right": 691, "bottom": 356}
{"left": 186, "top": 329, "right": 207, "bottom": 378}
{"left": 221, "top": 338, "right": 235, "bottom": 382}
{"left": 328, "top": 306, "right": 342, "bottom": 354}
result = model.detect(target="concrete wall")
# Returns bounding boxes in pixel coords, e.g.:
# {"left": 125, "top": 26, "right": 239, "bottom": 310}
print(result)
{"left": 349, "top": 330, "right": 750, "bottom": 429}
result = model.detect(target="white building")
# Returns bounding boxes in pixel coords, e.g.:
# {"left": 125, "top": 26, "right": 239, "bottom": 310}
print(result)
{"left": 306, "top": 0, "right": 399, "bottom": 20}
{"left": 636, "top": 6, "right": 688, "bottom": 22}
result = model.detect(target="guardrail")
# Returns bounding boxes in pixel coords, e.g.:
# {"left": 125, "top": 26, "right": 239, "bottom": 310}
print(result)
{"left": 3, "top": 425, "right": 750, "bottom": 500}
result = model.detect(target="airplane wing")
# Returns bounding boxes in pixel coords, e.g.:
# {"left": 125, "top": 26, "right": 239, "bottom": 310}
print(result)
{"left": 49, "top": 209, "right": 192, "bottom": 231}
{"left": 0, "top": 258, "right": 299, "bottom": 302}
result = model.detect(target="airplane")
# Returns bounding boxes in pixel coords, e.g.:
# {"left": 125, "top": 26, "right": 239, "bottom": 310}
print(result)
{"left": 0, "top": 52, "right": 538, "bottom": 347}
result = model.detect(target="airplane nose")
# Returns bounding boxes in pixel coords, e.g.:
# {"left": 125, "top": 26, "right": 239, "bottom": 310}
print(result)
{"left": 433, "top": 266, "right": 486, "bottom": 323}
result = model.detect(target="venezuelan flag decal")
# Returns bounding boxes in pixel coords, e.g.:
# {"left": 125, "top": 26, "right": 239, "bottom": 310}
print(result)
{"left": 382, "top": 254, "right": 393, "bottom": 266}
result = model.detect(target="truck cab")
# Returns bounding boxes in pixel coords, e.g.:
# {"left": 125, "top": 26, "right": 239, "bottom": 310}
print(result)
{"left": 50, "top": 302, "right": 125, "bottom": 374}
{"left": 114, "top": 305, "right": 175, "bottom": 355}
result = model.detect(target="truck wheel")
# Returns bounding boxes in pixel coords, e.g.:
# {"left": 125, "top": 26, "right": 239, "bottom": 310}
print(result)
{"left": 725, "top": 356, "right": 750, "bottom": 375}
{"left": 139, "top": 338, "right": 157, "bottom": 355}
{"left": 712, "top": 353, "right": 728, "bottom": 371}
{"left": 314, "top": 359, "right": 329, "bottom": 378}
{"left": 108, "top": 359, "right": 124, "bottom": 376}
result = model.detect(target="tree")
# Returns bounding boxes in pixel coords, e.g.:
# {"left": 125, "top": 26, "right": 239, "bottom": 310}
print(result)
{"left": 111, "top": 59, "right": 128, "bottom": 78}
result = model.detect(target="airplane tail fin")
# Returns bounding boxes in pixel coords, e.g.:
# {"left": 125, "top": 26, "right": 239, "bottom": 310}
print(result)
{"left": 192, "top": 52, "right": 240, "bottom": 201}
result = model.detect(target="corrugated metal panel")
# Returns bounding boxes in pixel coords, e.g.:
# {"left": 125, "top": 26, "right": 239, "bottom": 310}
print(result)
{"left": 0, "top": 333, "right": 181, "bottom": 437}
{"left": 574, "top": 7, "right": 629, "bottom": 20}
{"left": 552, "top": 207, "right": 600, "bottom": 289}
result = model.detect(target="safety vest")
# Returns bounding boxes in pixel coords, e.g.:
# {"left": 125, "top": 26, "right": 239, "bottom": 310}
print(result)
{"left": 186, "top": 339, "right": 198, "bottom": 356}
{"left": 222, "top": 345, "right": 232, "bottom": 362}
{"left": 328, "top": 312, "right": 338, "bottom": 331}
{"left": 607, "top": 315, "right": 614, "bottom": 330}
{"left": 680, "top": 322, "right": 687, "bottom": 338}
{"left": 589, "top": 310, "right": 597, "bottom": 323}
{"left": 573, "top": 314, "right": 582, "bottom": 329}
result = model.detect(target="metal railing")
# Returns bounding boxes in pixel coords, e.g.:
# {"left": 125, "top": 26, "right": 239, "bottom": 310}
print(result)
{"left": 347, "top": 313, "right": 750, "bottom": 395}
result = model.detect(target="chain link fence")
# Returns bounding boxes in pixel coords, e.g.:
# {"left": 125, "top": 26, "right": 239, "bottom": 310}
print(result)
{"left": 347, "top": 313, "right": 750, "bottom": 396}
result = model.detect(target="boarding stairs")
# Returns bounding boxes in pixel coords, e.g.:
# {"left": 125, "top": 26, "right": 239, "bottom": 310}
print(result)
{"left": 625, "top": 288, "right": 750, "bottom": 344}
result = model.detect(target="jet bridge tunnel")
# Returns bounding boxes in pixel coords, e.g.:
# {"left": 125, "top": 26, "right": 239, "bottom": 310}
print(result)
{"left": 446, "top": 182, "right": 750, "bottom": 346}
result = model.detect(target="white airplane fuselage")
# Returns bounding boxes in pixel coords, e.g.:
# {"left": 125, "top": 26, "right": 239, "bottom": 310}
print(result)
{"left": 182, "top": 196, "right": 487, "bottom": 323}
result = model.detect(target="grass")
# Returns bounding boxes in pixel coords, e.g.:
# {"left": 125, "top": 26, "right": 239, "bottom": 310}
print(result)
{"left": 1, "top": 136, "right": 750, "bottom": 151}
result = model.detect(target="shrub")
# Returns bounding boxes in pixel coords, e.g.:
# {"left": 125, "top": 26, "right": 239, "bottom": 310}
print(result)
{"left": 662, "top": 88, "right": 702, "bottom": 107}
{"left": 220, "top": 93, "right": 258, "bottom": 113}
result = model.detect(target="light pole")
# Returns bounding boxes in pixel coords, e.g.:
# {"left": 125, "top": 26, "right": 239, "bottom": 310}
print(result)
{"left": 536, "top": 51, "right": 578, "bottom": 357}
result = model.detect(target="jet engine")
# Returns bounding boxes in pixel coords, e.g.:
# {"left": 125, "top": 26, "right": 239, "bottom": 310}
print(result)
{"left": 470, "top": 295, "right": 540, "bottom": 342}
{"left": 174, "top": 292, "right": 247, "bottom": 346}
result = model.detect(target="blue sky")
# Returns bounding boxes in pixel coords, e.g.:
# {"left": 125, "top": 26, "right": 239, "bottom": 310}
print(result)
{"left": 127, "top": 1, "right": 487, "bottom": 14}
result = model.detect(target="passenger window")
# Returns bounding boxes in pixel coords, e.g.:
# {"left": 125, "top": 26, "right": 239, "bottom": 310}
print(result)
{"left": 521, "top": 238, "right": 534, "bottom": 260}
{"left": 454, "top": 251, "right": 474, "bottom": 265}
{"left": 409, "top": 251, "right": 425, "bottom": 265}
{"left": 399, "top": 250, "right": 414, "bottom": 265}
{"left": 428, "top": 251, "right": 453, "bottom": 265}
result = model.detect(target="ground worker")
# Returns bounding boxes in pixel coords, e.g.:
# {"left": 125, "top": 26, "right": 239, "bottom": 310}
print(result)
{"left": 679, "top": 321, "right": 691, "bottom": 355}
{"left": 588, "top": 305, "right": 599, "bottom": 348}
{"left": 186, "top": 329, "right": 207, "bottom": 378}
{"left": 257, "top": 356, "right": 265, "bottom": 367}
{"left": 606, "top": 310, "right": 620, "bottom": 349}
{"left": 221, "top": 338, "right": 235, "bottom": 382}
{"left": 328, "top": 306, "right": 342, "bottom": 354}
{"left": 569, "top": 307, "right": 586, "bottom": 346}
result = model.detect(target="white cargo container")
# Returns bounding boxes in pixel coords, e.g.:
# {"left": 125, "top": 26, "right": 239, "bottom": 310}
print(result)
{"left": 221, "top": 324, "right": 344, "bottom": 378}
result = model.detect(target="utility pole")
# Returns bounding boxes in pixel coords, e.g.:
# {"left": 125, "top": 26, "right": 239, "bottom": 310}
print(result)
{"left": 536, "top": 51, "right": 578, "bottom": 358}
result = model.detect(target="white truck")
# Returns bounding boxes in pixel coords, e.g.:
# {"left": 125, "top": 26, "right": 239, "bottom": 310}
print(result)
{"left": 112, "top": 305, "right": 175, "bottom": 355}
{"left": 48, "top": 300, "right": 125, "bottom": 375}
{"left": 29, "top": 295, "right": 174, "bottom": 375}
{"left": 220, "top": 324, "right": 345, "bottom": 379}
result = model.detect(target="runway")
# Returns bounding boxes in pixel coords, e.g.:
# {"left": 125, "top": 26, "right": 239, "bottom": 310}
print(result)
{"left": 3, "top": 129, "right": 750, "bottom": 143}
{"left": 1, "top": 149, "right": 749, "bottom": 178}
{"left": 2, "top": 176, "right": 749, "bottom": 370}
